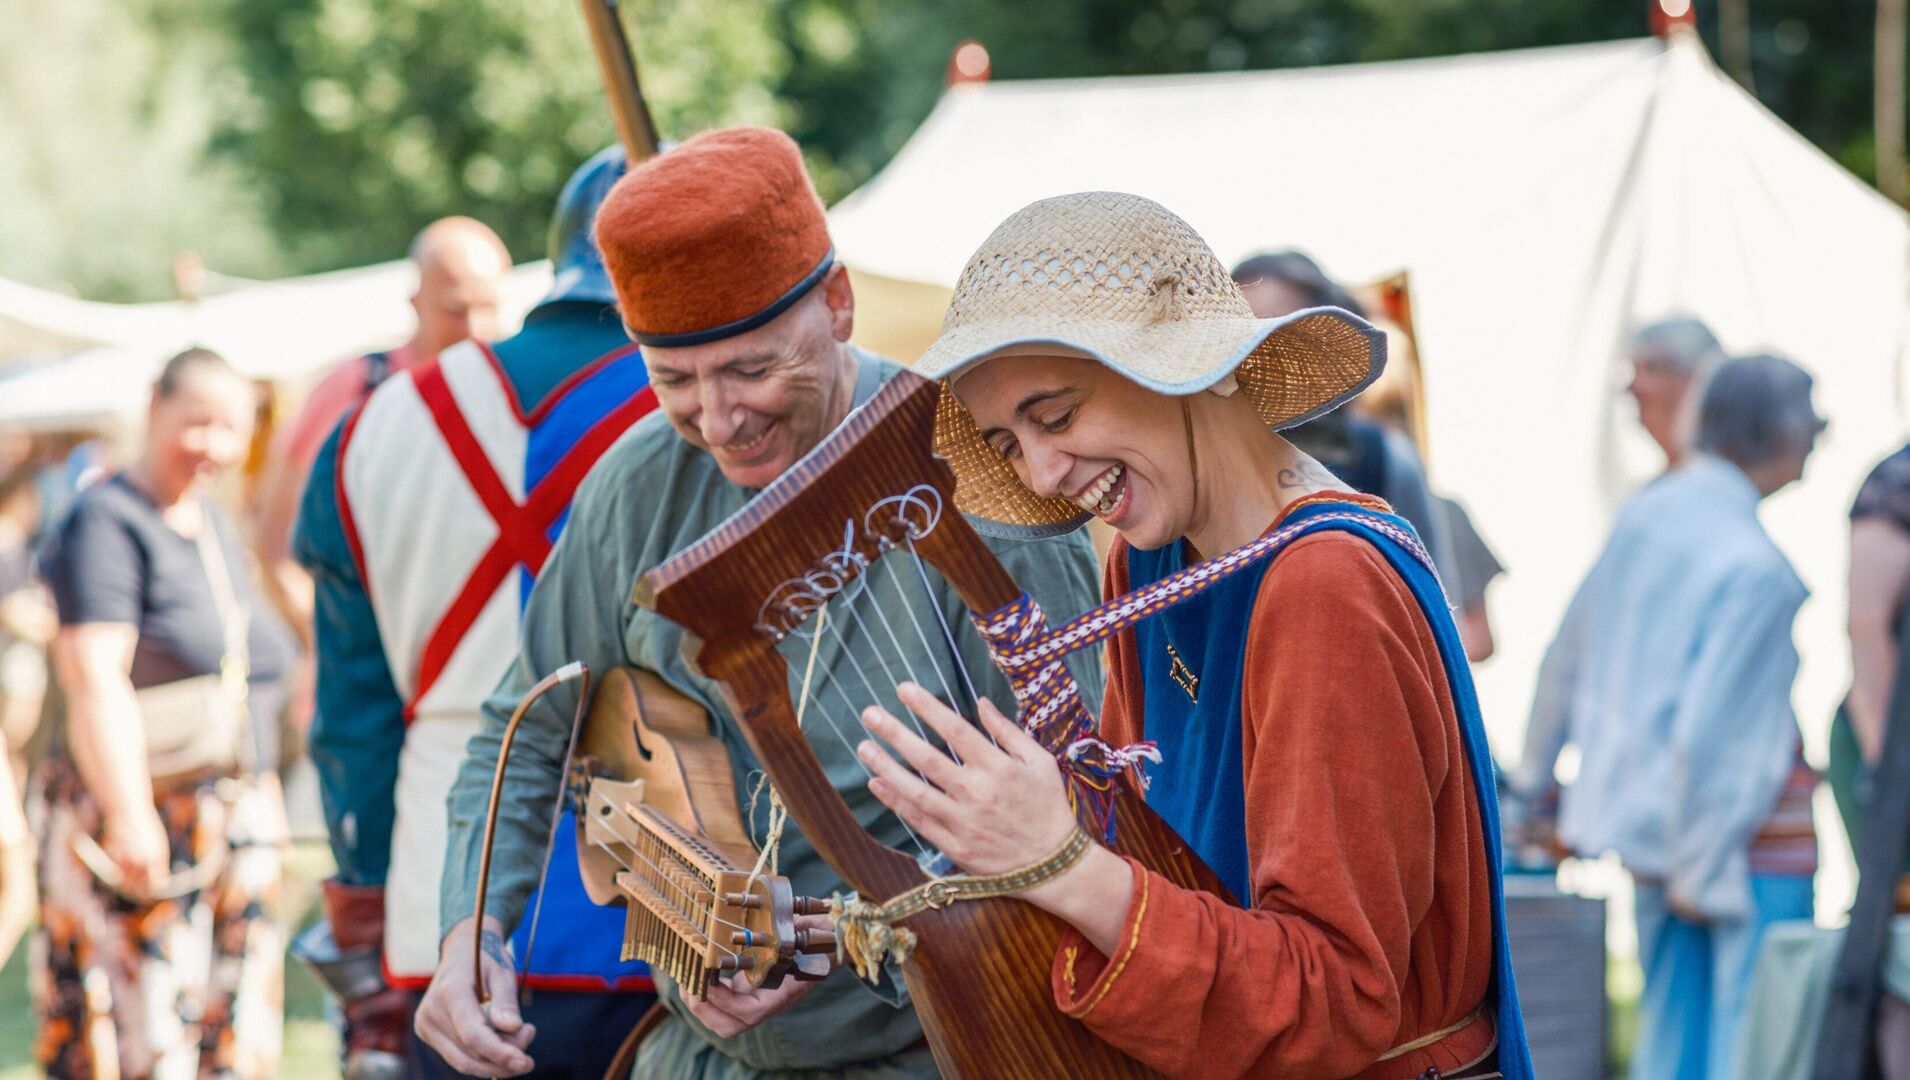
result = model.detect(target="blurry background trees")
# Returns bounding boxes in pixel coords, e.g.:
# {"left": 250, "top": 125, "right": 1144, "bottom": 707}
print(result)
{"left": 0, "top": 0, "right": 1889, "bottom": 301}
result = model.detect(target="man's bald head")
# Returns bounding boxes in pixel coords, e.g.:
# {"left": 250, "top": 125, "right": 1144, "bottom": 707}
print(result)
{"left": 409, "top": 216, "right": 512, "bottom": 358}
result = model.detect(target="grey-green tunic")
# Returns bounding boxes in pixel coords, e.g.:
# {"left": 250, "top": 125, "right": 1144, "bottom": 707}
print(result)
{"left": 441, "top": 354, "right": 1102, "bottom": 1075}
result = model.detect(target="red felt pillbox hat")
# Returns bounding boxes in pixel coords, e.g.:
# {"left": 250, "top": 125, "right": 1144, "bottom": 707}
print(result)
{"left": 593, "top": 126, "right": 836, "bottom": 347}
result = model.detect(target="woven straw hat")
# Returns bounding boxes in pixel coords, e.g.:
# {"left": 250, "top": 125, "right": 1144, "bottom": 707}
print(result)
{"left": 914, "top": 191, "right": 1386, "bottom": 533}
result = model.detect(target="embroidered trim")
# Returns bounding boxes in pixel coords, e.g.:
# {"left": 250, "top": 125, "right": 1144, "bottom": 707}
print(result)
{"left": 1069, "top": 866, "right": 1149, "bottom": 1019}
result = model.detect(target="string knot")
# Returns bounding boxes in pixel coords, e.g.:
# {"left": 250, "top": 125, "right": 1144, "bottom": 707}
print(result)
{"left": 830, "top": 893, "right": 918, "bottom": 982}
{"left": 1150, "top": 270, "right": 1183, "bottom": 322}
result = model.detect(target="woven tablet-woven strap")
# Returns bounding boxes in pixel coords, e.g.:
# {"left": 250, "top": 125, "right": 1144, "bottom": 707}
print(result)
{"left": 831, "top": 827, "right": 1093, "bottom": 981}
{"left": 973, "top": 509, "right": 1437, "bottom": 843}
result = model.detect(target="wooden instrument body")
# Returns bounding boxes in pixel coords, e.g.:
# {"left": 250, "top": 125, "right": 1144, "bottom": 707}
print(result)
{"left": 573, "top": 666, "right": 821, "bottom": 994}
{"left": 637, "top": 372, "right": 1231, "bottom": 1078}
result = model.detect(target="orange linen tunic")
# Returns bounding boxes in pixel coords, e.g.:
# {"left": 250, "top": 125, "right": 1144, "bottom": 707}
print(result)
{"left": 1051, "top": 494, "right": 1496, "bottom": 1079}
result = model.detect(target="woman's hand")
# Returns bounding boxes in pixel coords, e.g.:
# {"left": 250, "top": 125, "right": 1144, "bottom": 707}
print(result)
{"left": 102, "top": 805, "right": 171, "bottom": 895}
{"left": 859, "top": 683, "right": 1139, "bottom": 956}
{"left": 857, "top": 683, "right": 1077, "bottom": 879}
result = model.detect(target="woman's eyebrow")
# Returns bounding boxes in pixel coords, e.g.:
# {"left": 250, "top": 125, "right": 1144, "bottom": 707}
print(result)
{"left": 977, "top": 386, "right": 1075, "bottom": 441}
{"left": 1014, "top": 387, "right": 1072, "bottom": 417}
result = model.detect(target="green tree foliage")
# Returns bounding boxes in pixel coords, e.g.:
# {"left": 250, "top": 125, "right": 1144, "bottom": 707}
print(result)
{"left": 0, "top": 0, "right": 281, "bottom": 301}
{"left": 212, "top": 0, "right": 790, "bottom": 272}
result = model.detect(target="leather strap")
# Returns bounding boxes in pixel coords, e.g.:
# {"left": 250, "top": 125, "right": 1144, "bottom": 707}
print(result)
{"left": 1376, "top": 1006, "right": 1483, "bottom": 1062}
{"left": 602, "top": 1001, "right": 668, "bottom": 1080}
{"left": 191, "top": 503, "right": 253, "bottom": 770}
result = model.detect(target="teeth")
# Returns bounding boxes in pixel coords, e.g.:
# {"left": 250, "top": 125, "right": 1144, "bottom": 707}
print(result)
{"left": 726, "top": 427, "right": 768, "bottom": 452}
{"left": 1073, "top": 465, "right": 1123, "bottom": 513}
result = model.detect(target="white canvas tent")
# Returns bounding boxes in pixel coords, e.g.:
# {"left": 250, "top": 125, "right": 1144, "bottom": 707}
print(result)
{"left": 831, "top": 31, "right": 1910, "bottom": 785}
{"left": 0, "top": 259, "right": 553, "bottom": 431}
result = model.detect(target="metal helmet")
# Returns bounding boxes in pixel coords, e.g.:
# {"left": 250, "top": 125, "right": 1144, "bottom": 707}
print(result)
{"left": 540, "top": 144, "right": 628, "bottom": 308}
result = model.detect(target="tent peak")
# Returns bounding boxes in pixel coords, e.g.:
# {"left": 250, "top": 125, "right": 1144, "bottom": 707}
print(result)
{"left": 948, "top": 40, "right": 990, "bottom": 85}
{"left": 1650, "top": 0, "right": 1698, "bottom": 37}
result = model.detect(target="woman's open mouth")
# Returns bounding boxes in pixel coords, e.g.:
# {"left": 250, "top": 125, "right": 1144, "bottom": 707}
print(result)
{"left": 1072, "top": 463, "right": 1130, "bottom": 520}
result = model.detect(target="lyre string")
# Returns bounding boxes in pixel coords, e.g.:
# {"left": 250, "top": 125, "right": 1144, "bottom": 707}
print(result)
{"left": 801, "top": 603, "right": 938, "bottom": 862}
{"left": 813, "top": 597, "right": 956, "bottom": 780}
{"left": 874, "top": 551, "right": 965, "bottom": 722}
{"left": 748, "top": 496, "right": 1019, "bottom": 873}
{"left": 821, "top": 599, "right": 949, "bottom": 765}
{"left": 903, "top": 535, "right": 984, "bottom": 719}
{"left": 743, "top": 603, "right": 826, "bottom": 892}
{"left": 836, "top": 578, "right": 949, "bottom": 753}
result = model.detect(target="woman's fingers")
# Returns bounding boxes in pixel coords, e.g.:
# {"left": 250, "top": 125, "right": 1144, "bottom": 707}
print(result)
{"left": 855, "top": 729, "right": 959, "bottom": 828}
{"left": 974, "top": 697, "right": 1045, "bottom": 764}
{"left": 895, "top": 682, "right": 998, "bottom": 764}
{"left": 858, "top": 703, "right": 967, "bottom": 793}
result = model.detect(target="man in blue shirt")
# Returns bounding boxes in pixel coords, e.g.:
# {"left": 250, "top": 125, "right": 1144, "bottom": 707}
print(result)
{"left": 1515, "top": 354, "right": 1827, "bottom": 1080}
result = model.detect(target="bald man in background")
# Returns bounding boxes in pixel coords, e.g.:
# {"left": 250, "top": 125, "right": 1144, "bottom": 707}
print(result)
{"left": 254, "top": 217, "right": 511, "bottom": 638}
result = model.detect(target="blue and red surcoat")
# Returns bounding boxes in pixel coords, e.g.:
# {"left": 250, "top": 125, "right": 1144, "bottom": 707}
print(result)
{"left": 298, "top": 305, "right": 656, "bottom": 992}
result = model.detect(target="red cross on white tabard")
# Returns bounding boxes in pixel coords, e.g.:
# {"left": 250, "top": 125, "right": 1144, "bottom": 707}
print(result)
{"left": 337, "top": 345, "right": 655, "bottom": 720}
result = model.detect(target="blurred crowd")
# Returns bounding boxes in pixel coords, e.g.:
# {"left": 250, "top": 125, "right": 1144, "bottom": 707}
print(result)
{"left": 0, "top": 216, "right": 520, "bottom": 1077}
{"left": 0, "top": 170, "right": 1902, "bottom": 1080}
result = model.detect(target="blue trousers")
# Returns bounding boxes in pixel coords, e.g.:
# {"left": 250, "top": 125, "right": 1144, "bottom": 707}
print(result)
{"left": 1629, "top": 875, "right": 1814, "bottom": 1080}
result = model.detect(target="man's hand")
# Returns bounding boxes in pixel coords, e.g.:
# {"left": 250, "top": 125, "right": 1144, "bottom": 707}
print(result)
{"left": 681, "top": 912, "right": 831, "bottom": 1038}
{"left": 414, "top": 916, "right": 537, "bottom": 1076}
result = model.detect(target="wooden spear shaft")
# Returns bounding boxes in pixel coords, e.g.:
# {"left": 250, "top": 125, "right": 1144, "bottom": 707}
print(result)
{"left": 578, "top": 0, "right": 661, "bottom": 163}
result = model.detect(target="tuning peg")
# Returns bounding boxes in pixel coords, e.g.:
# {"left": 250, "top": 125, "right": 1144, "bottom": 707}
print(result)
{"left": 716, "top": 954, "right": 756, "bottom": 972}
{"left": 791, "top": 895, "right": 830, "bottom": 916}
{"left": 795, "top": 927, "right": 836, "bottom": 954}
{"left": 721, "top": 891, "right": 764, "bottom": 910}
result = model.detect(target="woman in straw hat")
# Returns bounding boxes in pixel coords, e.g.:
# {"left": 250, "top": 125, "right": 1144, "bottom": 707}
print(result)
{"left": 855, "top": 192, "right": 1530, "bottom": 1080}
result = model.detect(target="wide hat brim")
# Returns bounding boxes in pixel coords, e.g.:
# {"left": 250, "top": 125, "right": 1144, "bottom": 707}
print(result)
{"left": 915, "top": 305, "right": 1386, "bottom": 535}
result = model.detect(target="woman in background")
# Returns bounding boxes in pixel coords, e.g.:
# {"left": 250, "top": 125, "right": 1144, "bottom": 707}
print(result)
{"left": 34, "top": 348, "right": 294, "bottom": 1080}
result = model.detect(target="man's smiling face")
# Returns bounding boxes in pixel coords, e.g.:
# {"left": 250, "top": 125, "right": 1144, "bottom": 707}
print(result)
{"left": 640, "top": 266, "right": 859, "bottom": 489}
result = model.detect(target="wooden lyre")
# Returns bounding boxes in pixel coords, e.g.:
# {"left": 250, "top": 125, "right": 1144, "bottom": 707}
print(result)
{"left": 567, "top": 667, "right": 832, "bottom": 997}
{"left": 635, "top": 370, "right": 1231, "bottom": 1078}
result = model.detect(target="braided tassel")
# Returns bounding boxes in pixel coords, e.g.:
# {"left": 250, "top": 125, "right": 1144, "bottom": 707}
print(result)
{"left": 971, "top": 594, "right": 1160, "bottom": 845}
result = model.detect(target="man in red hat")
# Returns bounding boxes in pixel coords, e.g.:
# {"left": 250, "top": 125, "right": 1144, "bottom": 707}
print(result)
{"left": 414, "top": 126, "right": 1102, "bottom": 1077}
